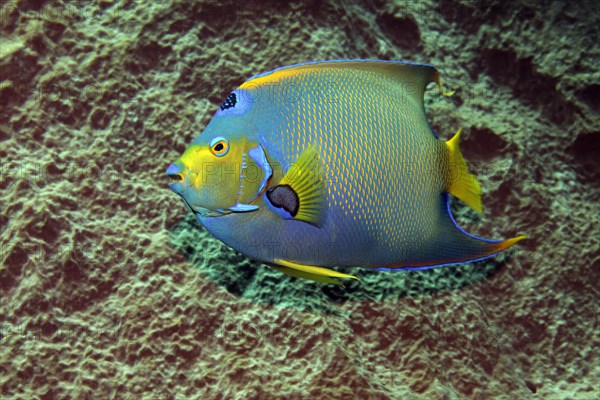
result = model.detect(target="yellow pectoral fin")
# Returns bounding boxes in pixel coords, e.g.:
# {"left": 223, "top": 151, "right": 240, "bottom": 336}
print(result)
{"left": 272, "top": 259, "right": 360, "bottom": 286}
{"left": 269, "top": 144, "right": 327, "bottom": 227}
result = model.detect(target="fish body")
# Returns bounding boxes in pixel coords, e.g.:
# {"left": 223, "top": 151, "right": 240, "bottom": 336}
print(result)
{"left": 167, "top": 60, "right": 524, "bottom": 284}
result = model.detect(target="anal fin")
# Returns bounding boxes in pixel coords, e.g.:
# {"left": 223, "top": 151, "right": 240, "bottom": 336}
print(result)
{"left": 381, "top": 195, "right": 526, "bottom": 271}
{"left": 487, "top": 235, "right": 527, "bottom": 253}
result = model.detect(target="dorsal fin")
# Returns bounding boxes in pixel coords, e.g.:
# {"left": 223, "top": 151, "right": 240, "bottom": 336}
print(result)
{"left": 240, "top": 60, "right": 454, "bottom": 96}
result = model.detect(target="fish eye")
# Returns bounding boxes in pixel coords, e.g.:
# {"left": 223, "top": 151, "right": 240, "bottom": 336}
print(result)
{"left": 209, "top": 136, "right": 229, "bottom": 157}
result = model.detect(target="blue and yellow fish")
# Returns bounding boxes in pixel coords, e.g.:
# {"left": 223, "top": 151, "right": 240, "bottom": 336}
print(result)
{"left": 166, "top": 60, "right": 525, "bottom": 285}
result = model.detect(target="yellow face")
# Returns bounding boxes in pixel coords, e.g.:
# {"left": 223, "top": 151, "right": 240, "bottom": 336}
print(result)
{"left": 167, "top": 135, "right": 269, "bottom": 217}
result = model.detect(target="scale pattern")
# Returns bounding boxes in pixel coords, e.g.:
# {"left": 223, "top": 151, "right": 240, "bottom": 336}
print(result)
{"left": 241, "top": 63, "right": 448, "bottom": 261}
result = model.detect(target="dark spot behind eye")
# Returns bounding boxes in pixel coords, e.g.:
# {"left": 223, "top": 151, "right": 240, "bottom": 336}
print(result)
{"left": 266, "top": 185, "right": 299, "bottom": 217}
{"left": 220, "top": 92, "right": 237, "bottom": 110}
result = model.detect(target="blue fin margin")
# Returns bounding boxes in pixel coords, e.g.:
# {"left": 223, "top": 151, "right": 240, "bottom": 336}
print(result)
{"left": 377, "top": 194, "right": 504, "bottom": 272}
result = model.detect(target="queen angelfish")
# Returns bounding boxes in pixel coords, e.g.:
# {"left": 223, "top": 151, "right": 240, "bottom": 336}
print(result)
{"left": 166, "top": 60, "right": 525, "bottom": 285}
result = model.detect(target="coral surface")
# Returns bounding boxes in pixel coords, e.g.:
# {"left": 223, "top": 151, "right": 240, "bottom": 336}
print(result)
{"left": 1, "top": 1, "right": 598, "bottom": 399}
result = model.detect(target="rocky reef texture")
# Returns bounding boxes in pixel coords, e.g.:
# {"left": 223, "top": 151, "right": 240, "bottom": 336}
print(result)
{"left": 1, "top": 0, "right": 598, "bottom": 399}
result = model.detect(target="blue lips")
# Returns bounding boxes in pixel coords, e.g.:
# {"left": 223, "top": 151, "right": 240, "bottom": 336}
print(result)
{"left": 166, "top": 162, "right": 185, "bottom": 194}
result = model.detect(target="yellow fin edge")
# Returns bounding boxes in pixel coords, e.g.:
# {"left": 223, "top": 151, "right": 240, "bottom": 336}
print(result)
{"left": 273, "top": 259, "right": 360, "bottom": 286}
{"left": 446, "top": 128, "right": 483, "bottom": 212}
{"left": 278, "top": 144, "right": 327, "bottom": 226}
{"left": 489, "top": 235, "right": 527, "bottom": 253}
{"left": 433, "top": 69, "right": 456, "bottom": 97}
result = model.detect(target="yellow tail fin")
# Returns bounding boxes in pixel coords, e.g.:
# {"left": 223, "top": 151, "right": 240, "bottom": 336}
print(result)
{"left": 445, "top": 128, "right": 482, "bottom": 212}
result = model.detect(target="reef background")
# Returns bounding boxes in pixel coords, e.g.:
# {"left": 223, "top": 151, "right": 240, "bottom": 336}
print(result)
{"left": 1, "top": 0, "right": 598, "bottom": 399}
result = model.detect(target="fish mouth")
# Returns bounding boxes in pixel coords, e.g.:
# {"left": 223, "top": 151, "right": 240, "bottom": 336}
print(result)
{"left": 168, "top": 166, "right": 233, "bottom": 219}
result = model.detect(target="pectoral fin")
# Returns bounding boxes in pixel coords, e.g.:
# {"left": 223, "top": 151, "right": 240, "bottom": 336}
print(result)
{"left": 272, "top": 259, "right": 360, "bottom": 286}
{"left": 266, "top": 144, "right": 327, "bottom": 227}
